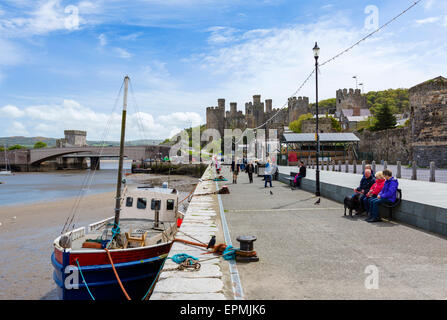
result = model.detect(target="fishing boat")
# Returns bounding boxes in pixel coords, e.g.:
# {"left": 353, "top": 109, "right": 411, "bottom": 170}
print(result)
{"left": 51, "top": 76, "right": 182, "bottom": 300}
{"left": 1, "top": 145, "right": 12, "bottom": 175}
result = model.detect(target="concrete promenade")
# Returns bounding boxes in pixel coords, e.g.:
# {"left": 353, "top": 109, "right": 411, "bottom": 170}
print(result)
{"left": 217, "top": 165, "right": 447, "bottom": 299}
{"left": 151, "top": 165, "right": 234, "bottom": 300}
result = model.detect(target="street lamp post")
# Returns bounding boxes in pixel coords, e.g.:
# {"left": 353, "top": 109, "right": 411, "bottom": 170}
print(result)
{"left": 353, "top": 75, "right": 358, "bottom": 89}
{"left": 313, "top": 42, "right": 321, "bottom": 197}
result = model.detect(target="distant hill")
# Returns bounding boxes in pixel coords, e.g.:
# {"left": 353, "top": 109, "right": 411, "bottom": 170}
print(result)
{"left": 0, "top": 136, "right": 57, "bottom": 148}
{"left": 0, "top": 136, "right": 163, "bottom": 148}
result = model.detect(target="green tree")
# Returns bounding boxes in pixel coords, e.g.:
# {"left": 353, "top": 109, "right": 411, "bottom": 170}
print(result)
{"left": 8, "top": 144, "right": 26, "bottom": 150}
{"left": 289, "top": 113, "right": 313, "bottom": 133}
{"left": 370, "top": 104, "right": 397, "bottom": 131}
{"left": 33, "top": 141, "right": 47, "bottom": 149}
{"left": 327, "top": 115, "right": 342, "bottom": 132}
{"left": 309, "top": 98, "right": 336, "bottom": 112}
{"left": 365, "top": 88, "right": 409, "bottom": 115}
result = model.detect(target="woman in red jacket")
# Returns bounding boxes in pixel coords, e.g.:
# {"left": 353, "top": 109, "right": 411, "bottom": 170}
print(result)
{"left": 363, "top": 171, "right": 386, "bottom": 219}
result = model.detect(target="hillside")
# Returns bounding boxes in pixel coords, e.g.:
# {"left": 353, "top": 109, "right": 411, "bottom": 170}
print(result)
{"left": 0, "top": 136, "right": 163, "bottom": 148}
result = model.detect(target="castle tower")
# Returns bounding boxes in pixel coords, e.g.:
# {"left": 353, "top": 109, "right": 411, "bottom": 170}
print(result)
{"left": 206, "top": 98, "right": 226, "bottom": 136}
{"left": 252, "top": 95, "right": 265, "bottom": 127}
{"left": 409, "top": 76, "right": 447, "bottom": 167}
{"left": 288, "top": 96, "right": 310, "bottom": 123}
{"left": 336, "top": 88, "right": 367, "bottom": 112}
{"left": 265, "top": 99, "right": 273, "bottom": 113}
{"left": 230, "top": 102, "right": 237, "bottom": 115}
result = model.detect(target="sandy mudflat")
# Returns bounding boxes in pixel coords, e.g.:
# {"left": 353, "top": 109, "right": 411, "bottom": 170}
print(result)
{"left": 0, "top": 191, "right": 117, "bottom": 300}
{"left": 0, "top": 174, "right": 197, "bottom": 300}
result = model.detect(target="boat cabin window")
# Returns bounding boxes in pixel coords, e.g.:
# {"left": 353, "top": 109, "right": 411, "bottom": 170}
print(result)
{"left": 167, "top": 199, "right": 175, "bottom": 211}
{"left": 151, "top": 199, "right": 161, "bottom": 210}
{"left": 126, "top": 197, "right": 133, "bottom": 207}
{"left": 137, "top": 198, "right": 147, "bottom": 209}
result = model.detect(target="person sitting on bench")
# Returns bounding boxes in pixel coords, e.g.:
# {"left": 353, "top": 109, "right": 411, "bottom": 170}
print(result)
{"left": 366, "top": 169, "right": 399, "bottom": 223}
{"left": 352, "top": 168, "right": 375, "bottom": 215}
{"left": 362, "top": 171, "right": 386, "bottom": 219}
{"left": 293, "top": 161, "right": 306, "bottom": 189}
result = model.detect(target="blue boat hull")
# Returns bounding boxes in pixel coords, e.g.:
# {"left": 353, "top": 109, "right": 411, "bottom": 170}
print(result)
{"left": 51, "top": 252, "right": 166, "bottom": 300}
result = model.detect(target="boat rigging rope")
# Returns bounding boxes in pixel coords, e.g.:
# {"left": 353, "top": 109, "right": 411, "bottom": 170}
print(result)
{"left": 61, "top": 80, "right": 124, "bottom": 235}
{"left": 75, "top": 258, "right": 95, "bottom": 300}
{"left": 104, "top": 248, "right": 132, "bottom": 300}
{"left": 178, "top": 183, "right": 198, "bottom": 204}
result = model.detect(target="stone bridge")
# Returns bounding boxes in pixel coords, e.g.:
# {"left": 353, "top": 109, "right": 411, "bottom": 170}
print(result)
{"left": 1, "top": 145, "right": 170, "bottom": 169}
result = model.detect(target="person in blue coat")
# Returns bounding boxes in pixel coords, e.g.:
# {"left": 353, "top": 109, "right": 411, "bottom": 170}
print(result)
{"left": 366, "top": 169, "right": 399, "bottom": 223}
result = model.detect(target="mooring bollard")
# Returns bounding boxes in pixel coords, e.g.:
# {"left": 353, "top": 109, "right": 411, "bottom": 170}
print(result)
{"left": 236, "top": 235, "right": 259, "bottom": 262}
{"left": 396, "top": 161, "right": 401, "bottom": 178}
{"left": 372, "top": 160, "right": 376, "bottom": 173}
{"left": 332, "top": 161, "right": 335, "bottom": 171}
{"left": 384, "top": 161, "right": 388, "bottom": 170}
{"left": 412, "top": 161, "right": 417, "bottom": 180}
{"left": 362, "top": 160, "right": 366, "bottom": 174}
{"left": 353, "top": 160, "right": 357, "bottom": 174}
{"left": 338, "top": 160, "right": 342, "bottom": 172}
{"left": 345, "top": 160, "right": 349, "bottom": 173}
{"left": 430, "top": 161, "right": 436, "bottom": 182}
{"left": 326, "top": 160, "right": 329, "bottom": 171}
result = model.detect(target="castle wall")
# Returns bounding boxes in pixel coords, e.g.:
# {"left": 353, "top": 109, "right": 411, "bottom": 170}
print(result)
{"left": 357, "top": 127, "right": 412, "bottom": 164}
{"left": 410, "top": 77, "right": 447, "bottom": 167}
{"left": 206, "top": 95, "right": 309, "bottom": 140}
{"left": 301, "top": 118, "right": 333, "bottom": 133}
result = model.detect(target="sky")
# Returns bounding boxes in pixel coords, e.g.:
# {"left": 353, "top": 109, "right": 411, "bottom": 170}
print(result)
{"left": 0, "top": 0, "right": 446, "bottom": 141}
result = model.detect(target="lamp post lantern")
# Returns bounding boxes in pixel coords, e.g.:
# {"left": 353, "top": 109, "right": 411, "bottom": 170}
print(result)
{"left": 313, "top": 42, "right": 321, "bottom": 197}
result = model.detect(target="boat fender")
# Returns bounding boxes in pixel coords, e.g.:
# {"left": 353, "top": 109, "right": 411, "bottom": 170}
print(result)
{"left": 59, "top": 235, "right": 72, "bottom": 249}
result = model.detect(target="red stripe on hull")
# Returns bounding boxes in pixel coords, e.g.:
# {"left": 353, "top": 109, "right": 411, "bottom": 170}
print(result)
{"left": 54, "top": 248, "right": 63, "bottom": 264}
{"left": 68, "top": 243, "right": 172, "bottom": 266}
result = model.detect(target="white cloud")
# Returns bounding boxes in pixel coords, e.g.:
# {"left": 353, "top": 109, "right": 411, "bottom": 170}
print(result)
{"left": 0, "top": 99, "right": 202, "bottom": 140}
{"left": 0, "top": 105, "right": 25, "bottom": 118}
{"left": 98, "top": 33, "right": 107, "bottom": 46}
{"left": 207, "top": 26, "right": 238, "bottom": 44}
{"left": 415, "top": 16, "right": 440, "bottom": 25}
{"left": 8, "top": 121, "right": 29, "bottom": 136}
{"left": 0, "top": 0, "right": 87, "bottom": 37}
{"left": 195, "top": 14, "right": 447, "bottom": 104}
{"left": 115, "top": 47, "right": 132, "bottom": 59}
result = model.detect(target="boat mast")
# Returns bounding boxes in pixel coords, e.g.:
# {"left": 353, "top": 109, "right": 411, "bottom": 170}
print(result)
{"left": 113, "top": 75, "right": 129, "bottom": 230}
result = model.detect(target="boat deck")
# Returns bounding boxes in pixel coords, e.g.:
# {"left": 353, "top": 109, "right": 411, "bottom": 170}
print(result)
{"left": 69, "top": 218, "right": 177, "bottom": 251}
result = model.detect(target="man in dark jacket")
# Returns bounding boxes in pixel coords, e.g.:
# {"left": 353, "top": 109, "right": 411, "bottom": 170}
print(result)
{"left": 293, "top": 161, "right": 306, "bottom": 189}
{"left": 367, "top": 169, "right": 398, "bottom": 222}
{"left": 352, "top": 169, "right": 375, "bottom": 214}
{"left": 246, "top": 162, "right": 254, "bottom": 183}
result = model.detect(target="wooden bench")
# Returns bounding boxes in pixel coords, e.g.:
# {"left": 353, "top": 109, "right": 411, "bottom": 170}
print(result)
{"left": 379, "top": 189, "right": 402, "bottom": 221}
{"left": 284, "top": 172, "right": 298, "bottom": 187}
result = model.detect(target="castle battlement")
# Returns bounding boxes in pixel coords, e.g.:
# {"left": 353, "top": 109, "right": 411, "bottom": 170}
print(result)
{"left": 336, "top": 88, "right": 362, "bottom": 98}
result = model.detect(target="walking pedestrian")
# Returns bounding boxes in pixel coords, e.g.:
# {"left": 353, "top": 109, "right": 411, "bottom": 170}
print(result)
{"left": 233, "top": 159, "right": 240, "bottom": 184}
{"left": 246, "top": 161, "right": 254, "bottom": 183}
{"left": 264, "top": 160, "right": 273, "bottom": 188}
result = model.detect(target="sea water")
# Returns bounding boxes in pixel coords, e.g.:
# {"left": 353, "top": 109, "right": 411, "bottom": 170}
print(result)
{"left": 0, "top": 160, "right": 132, "bottom": 206}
